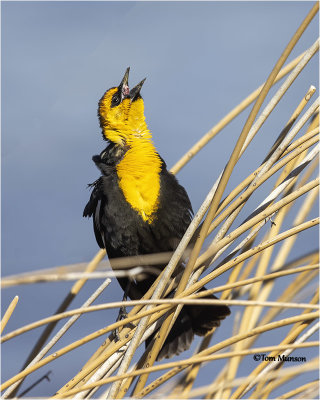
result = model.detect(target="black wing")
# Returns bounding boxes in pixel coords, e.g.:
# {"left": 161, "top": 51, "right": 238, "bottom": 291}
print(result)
{"left": 83, "top": 178, "right": 105, "bottom": 249}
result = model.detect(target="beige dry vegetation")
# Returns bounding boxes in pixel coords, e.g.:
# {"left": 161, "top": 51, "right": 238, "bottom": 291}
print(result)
{"left": 1, "top": 3, "right": 319, "bottom": 399}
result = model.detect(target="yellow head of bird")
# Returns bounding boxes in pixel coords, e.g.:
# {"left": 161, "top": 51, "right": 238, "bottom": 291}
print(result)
{"left": 98, "top": 68, "right": 151, "bottom": 145}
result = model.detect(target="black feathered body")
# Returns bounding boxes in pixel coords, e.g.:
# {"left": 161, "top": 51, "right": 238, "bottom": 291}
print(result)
{"left": 84, "top": 143, "right": 230, "bottom": 360}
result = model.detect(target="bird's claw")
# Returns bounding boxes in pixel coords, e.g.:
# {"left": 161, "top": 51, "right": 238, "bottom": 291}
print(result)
{"left": 114, "top": 305, "right": 128, "bottom": 341}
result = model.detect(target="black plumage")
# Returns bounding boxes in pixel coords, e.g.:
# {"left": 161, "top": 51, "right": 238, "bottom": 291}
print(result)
{"left": 84, "top": 143, "right": 230, "bottom": 360}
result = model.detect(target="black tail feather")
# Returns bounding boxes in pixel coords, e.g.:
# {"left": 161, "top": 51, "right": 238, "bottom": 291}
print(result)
{"left": 146, "top": 290, "right": 230, "bottom": 361}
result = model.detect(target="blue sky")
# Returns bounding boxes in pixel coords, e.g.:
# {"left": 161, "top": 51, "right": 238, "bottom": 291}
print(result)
{"left": 2, "top": 1, "right": 319, "bottom": 397}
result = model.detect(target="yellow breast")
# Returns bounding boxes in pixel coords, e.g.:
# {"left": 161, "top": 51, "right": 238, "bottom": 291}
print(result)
{"left": 116, "top": 136, "right": 161, "bottom": 223}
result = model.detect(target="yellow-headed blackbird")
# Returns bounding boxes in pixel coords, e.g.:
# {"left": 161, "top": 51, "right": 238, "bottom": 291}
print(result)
{"left": 83, "top": 68, "right": 230, "bottom": 360}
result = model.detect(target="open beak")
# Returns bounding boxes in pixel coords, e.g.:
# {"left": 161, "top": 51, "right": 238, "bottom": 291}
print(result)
{"left": 118, "top": 67, "right": 130, "bottom": 99}
{"left": 130, "top": 78, "right": 146, "bottom": 101}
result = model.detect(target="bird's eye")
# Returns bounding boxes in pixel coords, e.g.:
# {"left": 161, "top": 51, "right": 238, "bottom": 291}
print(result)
{"left": 111, "top": 93, "right": 121, "bottom": 108}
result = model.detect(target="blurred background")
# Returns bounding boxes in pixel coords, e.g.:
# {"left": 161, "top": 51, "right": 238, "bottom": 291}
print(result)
{"left": 2, "top": 1, "right": 319, "bottom": 397}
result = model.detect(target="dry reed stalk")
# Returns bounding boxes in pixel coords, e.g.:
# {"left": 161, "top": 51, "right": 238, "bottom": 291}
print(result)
{"left": 1, "top": 296, "right": 19, "bottom": 335}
